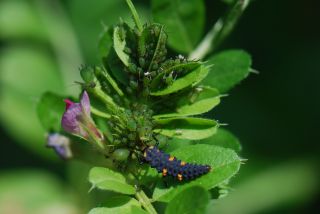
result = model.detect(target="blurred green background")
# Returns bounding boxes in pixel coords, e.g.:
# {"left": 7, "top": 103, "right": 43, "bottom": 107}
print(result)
{"left": 0, "top": 0, "right": 319, "bottom": 213}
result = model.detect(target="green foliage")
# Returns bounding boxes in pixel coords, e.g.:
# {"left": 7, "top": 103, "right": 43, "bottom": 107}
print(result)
{"left": 37, "top": 92, "right": 65, "bottom": 132}
{"left": 152, "top": 0, "right": 205, "bottom": 53}
{"left": 113, "top": 25, "right": 132, "bottom": 67}
{"left": 198, "top": 128, "right": 242, "bottom": 152}
{"left": 165, "top": 186, "right": 209, "bottom": 214}
{"left": 89, "top": 196, "right": 147, "bottom": 214}
{"left": 152, "top": 145, "right": 241, "bottom": 202}
{"left": 201, "top": 50, "right": 252, "bottom": 93}
{"left": 13, "top": 0, "right": 258, "bottom": 213}
{"left": 138, "top": 23, "right": 167, "bottom": 74}
{"left": 153, "top": 87, "right": 220, "bottom": 118}
{"left": 89, "top": 167, "right": 135, "bottom": 195}
{"left": 151, "top": 65, "right": 207, "bottom": 95}
{"left": 154, "top": 117, "right": 218, "bottom": 140}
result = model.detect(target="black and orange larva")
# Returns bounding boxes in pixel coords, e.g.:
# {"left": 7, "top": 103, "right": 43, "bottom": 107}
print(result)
{"left": 143, "top": 146, "right": 211, "bottom": 181}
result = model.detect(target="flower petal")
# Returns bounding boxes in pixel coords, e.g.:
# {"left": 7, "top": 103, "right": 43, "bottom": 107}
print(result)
{"left": 61, "top": 103, "right": 82, "bottom": 135}
{"left": 64, "top": 99, "right": 74, "bottom": 110}
{"left": 80, "top": 91, "right": 91, "bottom": 115}
{"left": 47, "top": 133, "right": 72, "bottom": 159}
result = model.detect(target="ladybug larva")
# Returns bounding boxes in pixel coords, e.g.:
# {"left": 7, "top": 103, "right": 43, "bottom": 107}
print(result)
{"left": 143, "top": 146, "right": 211, "bottom": 181}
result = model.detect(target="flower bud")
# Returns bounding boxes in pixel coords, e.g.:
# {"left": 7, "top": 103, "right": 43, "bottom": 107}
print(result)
{"left": 47, "top": 133, "right": 72, "bottom": 159}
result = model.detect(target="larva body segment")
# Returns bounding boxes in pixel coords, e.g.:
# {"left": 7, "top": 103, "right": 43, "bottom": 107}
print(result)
{"left": 143, "top": 146, "right": 211, "bottom": 181}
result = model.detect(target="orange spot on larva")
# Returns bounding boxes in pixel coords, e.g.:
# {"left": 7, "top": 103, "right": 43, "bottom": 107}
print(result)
{"left": 168, "top": 156, "right": 175, "bottom": 161}
{"left": 180, "top": 161, "right": 186, "bottom": 166}
{"left": 162, "top": 168, "right": 167, "bottom": 177}
{"left": 177, "top": 174, "right": 183, "bottom": 181}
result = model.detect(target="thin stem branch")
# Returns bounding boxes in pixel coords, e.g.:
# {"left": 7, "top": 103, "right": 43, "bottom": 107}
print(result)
{"left": 91, "top": 106, "right": 111, "bottom": 119}
{"left": 189, "top": 0, "right": 251, "bottom": 60}
{"left": 135, "top": 188, "right": 158, "bottom": 214}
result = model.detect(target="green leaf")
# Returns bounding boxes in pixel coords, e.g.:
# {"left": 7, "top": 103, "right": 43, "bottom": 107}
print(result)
{"left": 89, "top": 196, "right": 147, "bottom": 214}
{"left": 163, "top": 138, "right": 192, "bottom": 153}
{"left": 89, "top": 167, "right": 135, "bottom": 195}
{"left": 150, "top": 64, "right": 208, "bottom": 96}
{"left": 152, "top": 144, "right": 241, "bottom": 202}
{"left": 154, "top": 117, "right": 218, "bottom": 140}
{"left": 208, "top": 161, "right": 319, "bottom": 214}
{"left": 165, "top": 186, "right": 209, "bottom": 214}
{"left": 113, "top": 25, "right": 131, "bottom": 67}
{"left": 154, "top": 87, "right": 220, "bottom": 118}
{"left": 98, "top": 27, "right": 113, "bottom": 59}
{"left": 201, "top": 50, "right": 252, "bottom": 93}
{"left": 125, "top": 0, "right": 143, "bottom": 32}
{"left": 0, "top": 170, "right": 78, "bottom": 214}
{"left": 37, "top": 92, "right": 65, "bottom": 132}
{"left": 0, "top": 47, "right": 64, "bottom": 160}
{"left": 104, "top": 48, "right": 129, "bottom": 85}
{"left": 150, "top": 61, "right": 200, "bottom": 90}
{"left": 152, "top": 0, "right": 205, "bottom": 53}
{"left": 197, "top": 128, "right": 242, "bottom": 152}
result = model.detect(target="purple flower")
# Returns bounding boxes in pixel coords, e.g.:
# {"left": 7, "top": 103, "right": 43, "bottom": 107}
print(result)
{"left": 61, "top": 91, "right": 103, "bottom": 141}
{"left": 47, "top": 133, "right": 72, "bottom": 159}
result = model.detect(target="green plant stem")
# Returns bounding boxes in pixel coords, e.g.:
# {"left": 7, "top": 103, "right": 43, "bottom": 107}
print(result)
{"left": 189, "top": 0, "right": 251, "bottom": 60}
{"left": 91, "top": 106, "right": 111, "bottom": 119}
{"left": 126, "top": 0, "right": 143, "bottom": 32}
{"left": 135, "top": 189, "right": 158, "bottom": 214}
{"left": 91, "top": 85, "right": 119, "bottom": 112}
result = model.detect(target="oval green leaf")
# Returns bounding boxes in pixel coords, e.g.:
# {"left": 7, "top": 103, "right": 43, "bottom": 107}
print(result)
{"left": 201, "top": 50, "right": 252, "bottom": 93}
{"left": 152, "top": 144, "right": 241, "bottom": 202}
{"left": 153, "top": 87, "right": 220, "bottom": 118}
{"left": 150, "top": 61, "right": 200, "bottom": 90}
{"left": 197, "top": 128, "right": 242, "bottom": 152}
{"left": 150, "top": 64, "right": 207, "bottom": 96}
{"left": 154, "top": 117, "right": 218, "bottom": 140}
{"left": 89, "top": 196, "right": 147, "bottom": 214}
{"left": 165, "top": 186, "right": 209, "bottom": 214}
{"left": 113, "top": 25, "right": 131, "bottom": 67}
{"left": 152, "top": 0, "right": 205, "bottom": 53}
{"left": 88, "top": 167, "right": 135, "bottom": 195}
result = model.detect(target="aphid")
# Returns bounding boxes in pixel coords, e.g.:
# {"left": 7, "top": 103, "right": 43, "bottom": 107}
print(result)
{"left": 143, "top": 146, "right": 211, "bottom": 181}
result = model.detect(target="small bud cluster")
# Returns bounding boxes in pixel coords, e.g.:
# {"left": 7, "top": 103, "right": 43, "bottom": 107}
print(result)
{"left": 107, "top": 104, "right": 158, "bottom": 149}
